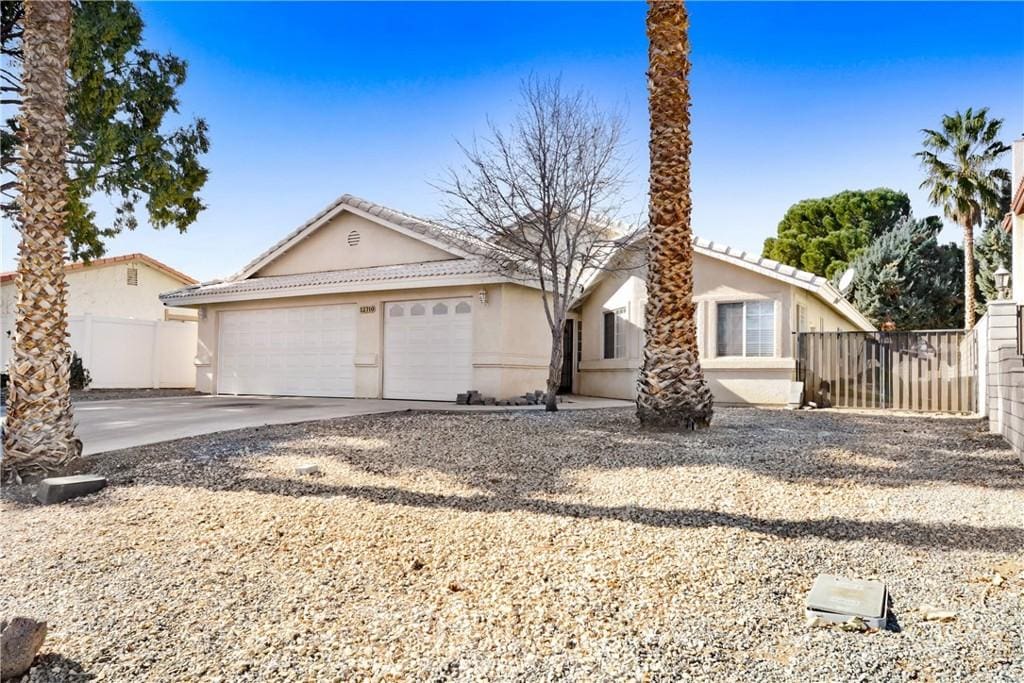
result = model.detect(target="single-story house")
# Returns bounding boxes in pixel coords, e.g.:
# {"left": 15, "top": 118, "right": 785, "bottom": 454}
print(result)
{"left": 161, "top": 194, "right": 873, "bottom": 405}
{"left": 2, "top": 253, "right": 199, "bottom": 388}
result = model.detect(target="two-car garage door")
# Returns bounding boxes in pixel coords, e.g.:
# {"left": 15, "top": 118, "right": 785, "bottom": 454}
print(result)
{"left": 217, "top": 298, "right": 473, "bottom": 400}
{"left": 218, "top": 304, "right": 357, "bottom": 397}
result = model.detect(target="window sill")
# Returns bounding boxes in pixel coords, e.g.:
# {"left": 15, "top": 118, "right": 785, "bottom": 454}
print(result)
{"left": 579, "top": 358, "right": 637, "bottom": 371}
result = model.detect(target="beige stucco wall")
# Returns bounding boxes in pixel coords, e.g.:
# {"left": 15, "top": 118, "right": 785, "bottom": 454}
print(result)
{"left": 255, "top": 211, "right": 456, "bottom": 277}
{"left": 1, "top": 260, "right": 195, "bottom": 321}
{"left": 576, "top": 249, "right": 863, "bottom": 405}
{"left": 192, "top": 282, "right": 550, "bottom": 399}
{"left": 2, "top": 260, "right": 196, "bottom": 370}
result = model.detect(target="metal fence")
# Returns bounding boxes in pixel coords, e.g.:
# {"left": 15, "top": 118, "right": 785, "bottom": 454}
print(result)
{"left": 795, "top": 330, "right": 976, "bottom": 413}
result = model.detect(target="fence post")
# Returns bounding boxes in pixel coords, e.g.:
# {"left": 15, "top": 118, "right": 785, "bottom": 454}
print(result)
{"left": 985, "top": 301, "right": 1018, "bottom": 435}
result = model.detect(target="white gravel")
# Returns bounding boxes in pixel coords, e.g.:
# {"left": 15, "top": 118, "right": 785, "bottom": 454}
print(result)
{"left": 2, "top": 407, "right": 1022, "bottom": 681}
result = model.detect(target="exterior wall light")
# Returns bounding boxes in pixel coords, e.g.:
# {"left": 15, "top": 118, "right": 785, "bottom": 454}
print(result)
{"left": 994, "top": 265, "right": 1011, "bottom": 299}
{"left": 478, "top": 289, "right": 488, "bottom": 305}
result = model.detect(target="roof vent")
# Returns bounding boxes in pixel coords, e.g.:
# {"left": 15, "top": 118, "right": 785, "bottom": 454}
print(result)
{"left": 347, "top": 230, "right": 360, "bottom": 247}
{"left": 126, "top": 266, "right": 138, "bottom": 286}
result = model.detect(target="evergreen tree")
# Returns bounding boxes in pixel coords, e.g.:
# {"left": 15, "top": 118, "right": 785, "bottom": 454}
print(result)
{"left": 844, "top": 217, "right": 964, "bottom": 330}
{"left": 975, "top": 224, "right": 1011, "bottom": 313}
{"left": 974, "top": 177, "right": 1013, "bottom": 313}
{"left": 762, "top": 188, "right": 911, "bottom": 279}
{"left": 1, "top": 1, "right": 209, "bottom": 260}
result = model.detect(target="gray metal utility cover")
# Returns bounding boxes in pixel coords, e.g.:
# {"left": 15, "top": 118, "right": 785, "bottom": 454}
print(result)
{"left": 806, "top": 574, "right": 887, "bottom": 628}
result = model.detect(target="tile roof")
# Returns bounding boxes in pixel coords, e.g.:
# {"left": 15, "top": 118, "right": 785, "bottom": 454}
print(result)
{"left": 692, "top": 236, "right": 826, "bottom": 288}
{"left": 0, "top": 252, "right": 196, "bottom": 285}
{"left": 161, "top": 258, "right": 497, "bottom": 303}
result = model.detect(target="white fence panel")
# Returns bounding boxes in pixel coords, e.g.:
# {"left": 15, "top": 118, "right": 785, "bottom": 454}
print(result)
{"left": 3, "top": 314, "right": 196, "bottom": 389}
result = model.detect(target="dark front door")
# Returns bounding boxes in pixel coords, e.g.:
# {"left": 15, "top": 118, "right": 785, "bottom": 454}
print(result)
{"left": 559, "top": 322, "right": 574, "bottom": 394}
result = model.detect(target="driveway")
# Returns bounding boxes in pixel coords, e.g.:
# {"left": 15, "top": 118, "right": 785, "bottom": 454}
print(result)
{"left": 72, "top": 394, "right": 631, "bottom": 455}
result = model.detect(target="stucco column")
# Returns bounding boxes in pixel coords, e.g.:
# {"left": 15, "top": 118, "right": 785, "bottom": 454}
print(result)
{"left": 985, "top": 300, "right": 1018, "bottom": 435}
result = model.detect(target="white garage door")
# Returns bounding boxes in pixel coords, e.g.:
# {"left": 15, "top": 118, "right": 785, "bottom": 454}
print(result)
{"left": 384, "top": 297, "right": 473, "bottom": 401}
{"left": 218, "top": 304, "right": 356, "bottom": 397}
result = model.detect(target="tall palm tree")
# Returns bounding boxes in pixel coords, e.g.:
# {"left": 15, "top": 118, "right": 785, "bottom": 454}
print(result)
{"left": 637, "top": 0, "right": 713, "bottom": 428}
{"left": 2, "top": 0, "right": 78, "bottom": 480}
{"left": 917, "top": 108, "right": 1010, "bottom": 329}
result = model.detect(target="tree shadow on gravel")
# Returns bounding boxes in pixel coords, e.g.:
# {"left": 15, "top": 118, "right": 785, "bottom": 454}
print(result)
{"left": 200, "top": 407, "right": 1022, "bottom": 496}
{"left": 200, "top": 475, "right": 1024, "bottom": 554}
{"left": 38, "top": 407, "right": 1020, "bottom": 513}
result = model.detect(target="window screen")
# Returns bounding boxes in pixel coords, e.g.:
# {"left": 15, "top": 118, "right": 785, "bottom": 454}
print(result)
{"left": 716, "top": 301, "right": 774, "bottom": 357}
{"left": 744, "top": 301, "right": 774, "bottom": 357}
{"left": 603, "top": 308, "right": 627, "bottom": 359}
{"left": 603, "top": 311, "right": 616, "bottom": 359}
{"left": 716, "top": 303, "right": 744, "bottom": 356}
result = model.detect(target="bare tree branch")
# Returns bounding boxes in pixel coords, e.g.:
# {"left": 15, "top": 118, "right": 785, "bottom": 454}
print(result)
{"left": 437, "top": 76, "right": 639, "bottom": 411}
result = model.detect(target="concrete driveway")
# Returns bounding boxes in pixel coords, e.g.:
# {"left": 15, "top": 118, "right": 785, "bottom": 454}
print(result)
{"left": 72, "top": 394, "right": 631, "bottom": 455}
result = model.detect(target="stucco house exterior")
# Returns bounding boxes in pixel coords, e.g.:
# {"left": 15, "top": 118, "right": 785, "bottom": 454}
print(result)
{"left": 161, "top": 194, "right": 872, "bottom": 405}
{"left": 2, "top": 253, "right": 199, "bottom": 388}
{"left": 1, "top": 252, "right": 198, "bottom": 323}
{"left": 980, "top": 137, "right": 1024, "bottom": 461}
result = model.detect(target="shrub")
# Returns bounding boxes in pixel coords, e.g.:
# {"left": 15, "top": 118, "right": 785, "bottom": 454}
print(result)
{"left": 70, "top": 352, "right": 92, "bottom": 390}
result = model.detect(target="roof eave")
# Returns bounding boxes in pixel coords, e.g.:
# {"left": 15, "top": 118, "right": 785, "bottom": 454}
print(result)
{"left": 159, "top": 271, "right": 536, "bottom": 307}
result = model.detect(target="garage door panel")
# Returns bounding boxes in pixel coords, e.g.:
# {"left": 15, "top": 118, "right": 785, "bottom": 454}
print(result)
{"left": 384, "top": 297, "right": 473, "bottom": 401}
{"left": 218, "top": 304, "right": 356, "bottom": 397}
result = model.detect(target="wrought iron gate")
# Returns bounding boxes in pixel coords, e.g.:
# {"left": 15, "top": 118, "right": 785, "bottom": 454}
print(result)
{"left": 795, "top": 331, "right": 976, "bottom": 413}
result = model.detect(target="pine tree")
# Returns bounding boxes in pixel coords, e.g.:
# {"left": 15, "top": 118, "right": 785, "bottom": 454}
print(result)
{"left": 975, "top": 224, "right": 1011, "bottom": 314}
{"left": 845, "top": 217, "right": 964, "bottom": 330}
{"left": 974, "top": 177, "right": 1014, "bottom": 314}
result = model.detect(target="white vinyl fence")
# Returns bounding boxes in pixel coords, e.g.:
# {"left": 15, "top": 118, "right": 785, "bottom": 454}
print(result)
{"left": 2, "top": 314, "right": 196, "bottom": 389}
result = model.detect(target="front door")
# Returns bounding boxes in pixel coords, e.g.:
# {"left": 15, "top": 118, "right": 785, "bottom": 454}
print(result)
{"left": 558, "top": 322, "right": 574, "bottom": 394}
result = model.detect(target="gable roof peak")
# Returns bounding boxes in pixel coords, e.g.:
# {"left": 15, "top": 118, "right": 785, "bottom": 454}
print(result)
{"left": 233, "top": 193, "right": 490, "bottom": 281}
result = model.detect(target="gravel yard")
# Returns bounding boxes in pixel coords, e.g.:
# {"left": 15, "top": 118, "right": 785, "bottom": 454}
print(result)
{"left": 2, "top": 407, "right": 1022, "bottom": 681}
{"left": 70, "top": 388, "right": 201, "bottom": 402}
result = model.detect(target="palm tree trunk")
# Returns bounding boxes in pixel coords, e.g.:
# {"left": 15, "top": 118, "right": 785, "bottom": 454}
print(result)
{"left": 637, "top": 0, "right": 713, "bottom": 429}
{"left": 963, "top": 218, "right": 976, "bottom": 329}
{"left": 2, "top": 0, "right": 78, "bottom": 481}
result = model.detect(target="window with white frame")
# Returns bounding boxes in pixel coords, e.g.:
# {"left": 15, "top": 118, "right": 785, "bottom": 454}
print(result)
{"left": 716, "top": 301, "right": 775, "bottom": 357}
{"left": 603, "top": 307, "right": 627, "bottom": 359}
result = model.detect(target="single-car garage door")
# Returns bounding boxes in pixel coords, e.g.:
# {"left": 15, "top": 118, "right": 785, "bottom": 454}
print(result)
{"left": 218, "top": 304, "right": 356, "bottom": 397}
{"left": 384, "top": 297, "right": 473, "bottom": 400}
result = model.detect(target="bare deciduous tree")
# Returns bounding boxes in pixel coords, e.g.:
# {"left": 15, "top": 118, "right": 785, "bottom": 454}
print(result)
{"left": 439, "top": 77, "right": 635, "bottom": 411}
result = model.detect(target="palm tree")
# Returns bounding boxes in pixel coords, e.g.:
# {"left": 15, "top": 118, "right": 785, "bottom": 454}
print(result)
{"left": 916, "top": 108, "right": 1010, "bottom": 329}
{"left": 637, "top": 0, "right": 713, "bottom": 428}
{"left": 2, "top": 0, "right": 78, "bottom": 480}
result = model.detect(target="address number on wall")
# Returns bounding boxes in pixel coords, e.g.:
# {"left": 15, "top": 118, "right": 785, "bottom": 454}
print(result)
{"left": 359, "top": 305, "right": 376, "bottom": 314}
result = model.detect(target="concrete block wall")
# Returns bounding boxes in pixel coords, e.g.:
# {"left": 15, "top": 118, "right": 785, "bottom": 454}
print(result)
{"left": 983, "top": 301, "right": 1024, "bottom": 461}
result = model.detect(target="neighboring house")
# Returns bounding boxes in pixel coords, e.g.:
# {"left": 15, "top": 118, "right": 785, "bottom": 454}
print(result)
{"left": 1, "top": 253, "right": 199, "bottom": 389}
{"left": 981, "top": 137, "right": 1024, "bottom": 461}
{"left": 1, "top": 253, "right": 198, "bottom": 322}
{"left": 162, "top": 194, "right": 872, "bottom": 406}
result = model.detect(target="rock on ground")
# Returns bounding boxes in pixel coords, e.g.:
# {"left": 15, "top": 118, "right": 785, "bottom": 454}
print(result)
{"left": 1, "top": 617, "right": 46, "bottom": 680}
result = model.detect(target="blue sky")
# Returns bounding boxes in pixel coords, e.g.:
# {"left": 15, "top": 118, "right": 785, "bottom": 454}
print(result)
{"left": 3, "top": 1, "right": 1022, "bottom": 281}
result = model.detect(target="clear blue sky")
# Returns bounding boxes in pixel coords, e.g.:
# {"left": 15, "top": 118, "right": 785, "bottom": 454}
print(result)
{"left": 3, "top": 1, "right": 1022, "bottom": 281}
